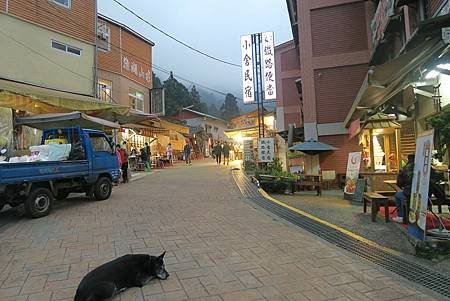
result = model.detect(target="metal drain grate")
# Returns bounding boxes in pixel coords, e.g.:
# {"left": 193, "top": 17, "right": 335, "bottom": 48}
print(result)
{"left": 233, "top": 171, "right": 450, "bottom": 298}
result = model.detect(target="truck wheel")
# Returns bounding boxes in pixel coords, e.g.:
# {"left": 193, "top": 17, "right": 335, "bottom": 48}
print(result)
{"left": 93, "top": 177, "right": 112, "bottom": 201}
{"left": 24, "top": 188, "right": 54, "bottom": 218}
{"left": 55, "top": 190, "right": 70, "bottom": 200}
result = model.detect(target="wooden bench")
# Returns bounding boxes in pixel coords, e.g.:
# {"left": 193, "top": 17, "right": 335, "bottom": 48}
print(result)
{"left": 292, "top": 180, "right": 322, "bottom": 196}
{"left": 363, "top": 192, "right": 389, "bottom": 222}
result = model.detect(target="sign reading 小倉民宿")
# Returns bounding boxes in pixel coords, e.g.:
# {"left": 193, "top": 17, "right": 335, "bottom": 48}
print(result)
{"left": 258, "top": 138, "right": 274, "bottom": 162}
{"left": 262, "top": 32, "right": 276, "bottom": 100}
{"left": 241, "top": 32, "right": 277, "bottom": 104}
{"left": 241, "top": 35, "right": 255, "bottom": 104}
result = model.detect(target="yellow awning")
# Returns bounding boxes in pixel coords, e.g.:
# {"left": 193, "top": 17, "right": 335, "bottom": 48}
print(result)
{"left": 0, "top": 79, "right": 129, "bottom": 113}
{"left": 0, "top": 79, "right": 158, "bottom": 124}
{"left": 344, "top": 38, "right": 447, "bottom": 127}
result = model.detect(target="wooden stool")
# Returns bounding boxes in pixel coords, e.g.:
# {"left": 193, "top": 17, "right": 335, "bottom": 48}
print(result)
{"left": 363, "top": 192, "right": 389, "bottom": 222}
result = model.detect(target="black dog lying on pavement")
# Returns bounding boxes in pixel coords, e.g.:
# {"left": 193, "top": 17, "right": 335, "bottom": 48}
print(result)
{"left": 74, "top": 252, "right": 169, "bottom": 301}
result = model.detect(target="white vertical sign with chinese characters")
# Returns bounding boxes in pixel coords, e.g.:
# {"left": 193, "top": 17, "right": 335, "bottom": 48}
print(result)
{"left": 408, "top": 130, "right": 434, "bottom": 241}
{"left": 262, "top": 32, "right": 277, "bottom": 100}
{"left": 258, "top": 138, "right": 275, "bottom": 162}
{"left": 240, "top": 35, "right": 255, "bottom": 103}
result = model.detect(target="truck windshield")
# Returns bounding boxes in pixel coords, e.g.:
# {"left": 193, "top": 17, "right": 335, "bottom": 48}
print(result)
{"left": 89, "top": 134, "right": 113, "bottom": 153}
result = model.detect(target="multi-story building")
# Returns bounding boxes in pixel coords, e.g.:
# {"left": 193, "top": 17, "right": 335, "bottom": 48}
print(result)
{"left": 274, "top": 40, "right": 302, "bottom": 132}
{"left": 172, "top": 108, "right": 229, "bottom": 141}
{"left": 96, "top": 14, "right": 154, "bottom": 113}
{"left": 344, "top": 0, "right": 450, "bottom": 179}
{"left": 277, "top": 0, "right": 373, "bottom": 173}
{"left": 0, "top": 2, "right": 158, "bottom": 152}
{"left": 0, "top": 0, "right": 97, "bottom": 96}
{"left": 0, "top": 0, "right": 97, "bottom": 150}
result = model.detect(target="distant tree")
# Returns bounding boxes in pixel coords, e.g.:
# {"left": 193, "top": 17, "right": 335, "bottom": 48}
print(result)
{"left": 220, "top": 93, "right": 240, "bottom": 121}
{"left": 208, "top": 103, "right": 220, "bottom": 118}
{"left": 163, "top": 72, "right": 192, "bottom": 116}
{"left": 190, "top": 85, "right": 208, "bottom": 113}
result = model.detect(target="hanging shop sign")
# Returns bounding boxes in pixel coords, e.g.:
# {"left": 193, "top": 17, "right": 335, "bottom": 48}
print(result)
{"left": 344, "top": 152, "right": 362, "bottom": 196}
{"left": 241, "top": 35, "right": 255, "bottom": 104}
{"left": 262, "top": 32, "right": 277, "bottom": 100}
{"left": 370, "top": 0, "right": 395, "bottom": 49}
{"left": 408, "top": 130, "right": 434, "bottom": 241}
{"left": 258, "top": 137, "right": 274, "bottom": 162}
{"left": 243, "top": 139, "right": 254, "bottom": 162}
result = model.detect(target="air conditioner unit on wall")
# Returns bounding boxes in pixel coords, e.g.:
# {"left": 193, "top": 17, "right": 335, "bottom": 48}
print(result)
{"left": 97, "top": 24, "right": 109, "bottom": 40}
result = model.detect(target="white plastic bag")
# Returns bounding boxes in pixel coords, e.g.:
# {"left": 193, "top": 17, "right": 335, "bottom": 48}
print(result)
{"left": 47, "top": 143, "right": 71, "bottom": 161}
{"left": 30, "top": 145, "right": 50, "bottom": 158}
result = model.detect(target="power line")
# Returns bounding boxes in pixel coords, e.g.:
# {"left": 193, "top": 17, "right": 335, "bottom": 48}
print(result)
{"left": 16, "top": 1, "right": 242, "bottom": 101}
{"left": 0, "top": 28, "right": 123, "bottom": 105}
{"left": 110, "top": 0, "right": 242, "bottom": 68}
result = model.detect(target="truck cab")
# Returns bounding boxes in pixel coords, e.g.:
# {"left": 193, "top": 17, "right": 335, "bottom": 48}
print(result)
{"left": 0, "top": 127, "right": 120, "bottom": 218}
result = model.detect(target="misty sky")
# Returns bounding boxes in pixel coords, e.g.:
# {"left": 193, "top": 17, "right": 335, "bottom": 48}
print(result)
{"left": 98, "top": 0, "right": 292, "bottom": 100}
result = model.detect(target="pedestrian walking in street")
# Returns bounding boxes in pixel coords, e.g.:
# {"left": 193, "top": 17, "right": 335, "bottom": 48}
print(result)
{"left": 120, "top": 142, "right": 129, "bottom": 183}
{"left": 183, "top": 142, "right": 192, "bottom": 165}
{"left": 115, "top": 144, "right": 122, "bottom": 185}
{"left": 166, "top": 143, "right": 173, "bottom": 165}
{"left": 213, "top": 142, "right": 222, "bottom": 165}
{"left": 140, "top": 145, "right": 149, "bottom": 170}
{"left": 145, "top": 142, "right": 151, "bottom": 158}
{"left": 222, "top": 141, "right": 230, "bottom": 166}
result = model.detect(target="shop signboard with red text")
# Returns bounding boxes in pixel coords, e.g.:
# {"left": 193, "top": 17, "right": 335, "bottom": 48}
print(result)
{"left": 344, "top": 152, "right": 362, "bottom": 196}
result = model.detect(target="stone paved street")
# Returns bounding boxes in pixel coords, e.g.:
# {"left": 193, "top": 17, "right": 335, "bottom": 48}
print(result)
{"left": 0, "top": 160, "right": 441, "bottom": 300}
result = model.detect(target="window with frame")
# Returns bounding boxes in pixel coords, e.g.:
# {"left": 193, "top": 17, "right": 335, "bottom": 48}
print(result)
{"left": 97, "top": 79, "right": 113, "bottom": 102}
{"left": 129, "top": 89, "right": 144, "bottom": 112}
{"left": 89, "top": 134, "right": 113, "bottom": 153}
{"left": 51, "top": 40, "right": 81, "bottom": 56}
{"left": 49, "top": 0, "right": 70, "bottom": 9}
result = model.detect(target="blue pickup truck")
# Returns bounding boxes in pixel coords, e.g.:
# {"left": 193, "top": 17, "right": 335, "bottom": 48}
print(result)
{"left": 0, "top": 127, "right": 120, "bottom": 218}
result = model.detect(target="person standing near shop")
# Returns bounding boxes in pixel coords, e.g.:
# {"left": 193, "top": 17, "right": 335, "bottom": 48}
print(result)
{"left": 183, "top": 141, "right": 192, "bottom": 165}
{"left": 393, "top": 154, "right": 415, "bottom": 223}
{"left": 213, "top": 142, "right": 222, "bottom": 165}
{"left": 145, "top": 142, "right": 151, "bottom": 159}
{"left": 222, "top": 141, "right": 230, "bottom": 166}
{"left": 140, "top": 145, "right": 148, "bottom": 170}
{"left": 115, "top": 144, "right": 122, "bottom": 185}
{"left": 121, "top": 141, "right": 129, "bottom": 183}
{"left": 166, "top": 143, "right": 173, "bottom": 165}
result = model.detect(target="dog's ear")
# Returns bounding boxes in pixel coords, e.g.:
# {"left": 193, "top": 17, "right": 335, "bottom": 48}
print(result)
{"left": 158, "top": 251, "right": 166, "bottom": 259}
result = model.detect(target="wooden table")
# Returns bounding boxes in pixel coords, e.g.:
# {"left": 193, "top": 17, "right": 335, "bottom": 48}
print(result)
{"left": 292, "top": 175, "right": 322, "bottom": 196}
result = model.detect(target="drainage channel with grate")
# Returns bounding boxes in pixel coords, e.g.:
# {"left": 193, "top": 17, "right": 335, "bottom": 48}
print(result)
{"left": 232, "top": 170, "right": 450, "bottom": 299}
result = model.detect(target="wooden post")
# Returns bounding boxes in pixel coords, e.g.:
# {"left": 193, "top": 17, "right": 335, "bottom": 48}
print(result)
{"left": 395, "top": 128, "right": 401, "bottom": 171}
{"left": 369, "top": 129, "right": 375, "bottom": 172}
{"left": 384, "top": 134, "right": 390, "bottom": 172}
